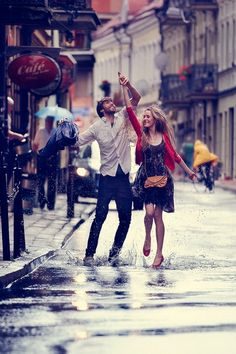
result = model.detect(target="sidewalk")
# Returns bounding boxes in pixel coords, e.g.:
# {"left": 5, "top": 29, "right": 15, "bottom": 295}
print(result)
{"left": 0, "top": 194, "right": 96, "bottom": 288}
{"left": 215, "top": 178, "right": 236, "bottom": 193}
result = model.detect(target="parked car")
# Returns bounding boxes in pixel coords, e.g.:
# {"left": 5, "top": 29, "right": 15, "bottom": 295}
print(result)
{"left": 72, "top": 141, "right": 100, "bottom": 201}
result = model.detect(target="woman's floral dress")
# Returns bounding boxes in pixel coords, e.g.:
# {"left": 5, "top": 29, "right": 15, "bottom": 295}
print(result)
{"left": 133, "top": 140, "right": 174, "bottom": 213}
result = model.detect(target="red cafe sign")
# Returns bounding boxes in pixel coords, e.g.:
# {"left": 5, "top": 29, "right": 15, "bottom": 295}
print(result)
{"left": 8, "top": 54, "right": 61, "bottom": 90}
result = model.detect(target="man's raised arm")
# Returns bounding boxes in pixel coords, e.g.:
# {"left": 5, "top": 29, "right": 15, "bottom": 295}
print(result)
{"left": 118, "top": 72, "right": 141, "bottom": 106}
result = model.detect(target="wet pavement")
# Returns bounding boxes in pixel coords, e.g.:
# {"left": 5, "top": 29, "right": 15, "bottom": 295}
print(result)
{"left": 0, "top": 194, "right": 96, "bottom": 287}
{"left": 0, "top": 182, "right": 236, "bottom": 354}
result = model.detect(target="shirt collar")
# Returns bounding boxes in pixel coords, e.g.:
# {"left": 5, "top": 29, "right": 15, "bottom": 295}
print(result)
{"left": 101, "top": 114, "right": 117, "bottom": 124}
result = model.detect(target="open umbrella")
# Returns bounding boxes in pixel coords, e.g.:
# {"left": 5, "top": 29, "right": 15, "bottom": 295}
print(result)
{"left": 35, "top": 106, "right": 74, "bottom": 121}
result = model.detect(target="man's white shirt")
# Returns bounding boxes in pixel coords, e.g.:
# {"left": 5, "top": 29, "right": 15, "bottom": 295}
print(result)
{"left": 77, "top": 107, "right": 134, "bottom": 176}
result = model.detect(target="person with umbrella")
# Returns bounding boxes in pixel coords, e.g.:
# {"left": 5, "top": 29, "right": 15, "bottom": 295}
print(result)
{"left": 32, "top": 115, "right": 58, "bottom": 210}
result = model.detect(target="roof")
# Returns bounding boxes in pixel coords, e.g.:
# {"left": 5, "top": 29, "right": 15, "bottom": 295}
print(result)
{"left": 93, "top": 0, "right": 164, "bottom": 40}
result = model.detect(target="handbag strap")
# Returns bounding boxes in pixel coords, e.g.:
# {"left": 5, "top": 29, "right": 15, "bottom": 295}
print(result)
{"left": 143, "top": 152, "right": 148, "bottom": 178}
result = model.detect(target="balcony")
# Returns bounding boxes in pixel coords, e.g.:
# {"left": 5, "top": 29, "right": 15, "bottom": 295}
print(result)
{"left": 187, "top": 64, "right": 218, "bottom": 99}
{"left": 159, "top": 7, "right": 185, "bottom": 26}
{"left": 161, "top": 74, "right": 189, "bottom": 106}
{"left": 0, "top": 0, "right": 100, "bottom": 30}
{"left": 0, "top": 0, "right": 91, "bottom": 6}
{"left": 190, "top": 0, "right": 218, "bottom": 11}
{"left": 161, "top": 64, "right": 218, "bottom": 105}
{"left": 159, "top": 0, "right": 218, "bottom": 25}
{"left": 49, "top": 0, "right": 91, "bottom": 9}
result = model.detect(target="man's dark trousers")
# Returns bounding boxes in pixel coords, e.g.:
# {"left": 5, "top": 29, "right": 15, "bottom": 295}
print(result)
{"left": 85, "top": 171, "right": 133, "bottom": 259}
{"left": 37, "top": 154, "right": 58, "bottom": 210}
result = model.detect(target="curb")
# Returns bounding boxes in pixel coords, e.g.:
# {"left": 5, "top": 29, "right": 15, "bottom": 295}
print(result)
{"left": 0, "top": 250, "right": 55, "bottom": 289}
{"left": 0, "top": 204, "right": 96, "bottom": 289}
{"left": 215, "top": 184, "right": 236, "bottom": 194}
{"left": 61, "top": 204, "right": 95, "bottom": 249}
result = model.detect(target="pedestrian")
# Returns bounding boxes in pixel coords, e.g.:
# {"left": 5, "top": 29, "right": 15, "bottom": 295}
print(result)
{"left": 7, "top": 97, "right": 25, "bottom": 142}
{"left": 80, "top": 73, "right": 141, "bottom": 266}
{"left": 121, "top": 83, "right": 196, "bottom": 268}
{"left": 7, "top": 97, "right": 26, "bottom": 184}
{"left": 181, "top": 134, "right": 194, "bottom": 173}
{"left": 32, "top": 116, "right": 58, "bottom": 210}
{"left": 193, "top": 139, "right": 218, "bottom": 191}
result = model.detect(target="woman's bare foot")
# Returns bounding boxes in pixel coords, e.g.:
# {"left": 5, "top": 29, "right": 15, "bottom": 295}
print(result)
{"left": 143, "top": 237, "right": 151, "bottom": 257}
{"left": 151, "top": 254, "right": 164, "bottom": 268}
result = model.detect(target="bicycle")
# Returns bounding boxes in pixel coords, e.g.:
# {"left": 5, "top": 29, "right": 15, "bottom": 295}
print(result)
{"left": 196, "top": 162, "right": 215, "bottom": 192}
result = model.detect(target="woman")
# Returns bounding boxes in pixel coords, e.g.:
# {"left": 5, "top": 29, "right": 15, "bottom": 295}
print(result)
{"left": 121, "top": 83, "right": 196, "bottom": 268}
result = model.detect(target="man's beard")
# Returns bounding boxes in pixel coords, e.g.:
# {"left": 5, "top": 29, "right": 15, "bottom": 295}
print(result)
{"left": 105, "top": 107, "right": 116, "bottom": 115}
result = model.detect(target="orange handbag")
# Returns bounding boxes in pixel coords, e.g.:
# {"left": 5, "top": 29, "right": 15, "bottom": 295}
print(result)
{"left": 144, "top": 175, "right": 167, "bottom": 188}
{"left": 143, "top": 153, "right": 167, "bottom": 188}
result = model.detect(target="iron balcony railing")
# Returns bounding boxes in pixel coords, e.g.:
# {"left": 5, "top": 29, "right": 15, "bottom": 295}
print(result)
{"left": 0, "top": 0, "right": 99, "bottom": 28}
{"left": 161, "top": 74, "right": 189, "bottom": 103}
{"left": 161, "top": 64, "right": 218, "bottom": 103}
{"left": 188, "top": 64, "right": 218, "bottom": 95}
{"left": 0, "top": 0, "right": 91, "bottom": 8}
{"left": 49, "top": 0, "right": 91, "bottom": 10}
{"left": 190, "top": 0, "right": 217, "bottom": 4}
{"left": 190, "top": 0, "right": 218, "bottom": 10}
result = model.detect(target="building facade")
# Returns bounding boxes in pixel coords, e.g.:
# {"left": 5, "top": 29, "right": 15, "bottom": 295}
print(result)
{"left": 92, "top": 1, "right": 161, "bottom": 112}
{"left": 91, "top": 0, "right": 236, "bottom": 179}
{"left": 160, "top": 0, "right": 235, "bottom": 179}
{"left": 217, "top": 0, "right": 236, "bottom": 179}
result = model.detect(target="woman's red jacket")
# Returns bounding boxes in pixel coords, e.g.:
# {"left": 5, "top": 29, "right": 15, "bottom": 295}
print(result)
{"left": 126, "top": 107, "right": 182, "bottom": 171}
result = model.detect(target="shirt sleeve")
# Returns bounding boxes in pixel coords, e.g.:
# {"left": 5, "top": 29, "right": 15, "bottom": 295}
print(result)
{"left": 78, "top": 125, "right": 96, "bottom": 146}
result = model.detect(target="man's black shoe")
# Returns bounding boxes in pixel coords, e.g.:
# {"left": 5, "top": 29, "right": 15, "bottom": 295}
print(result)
{"left": 108, "top": 256, "right": 120, "bottom": 267}
{"left": 83, "top": 256, "right": 95, "bottom": 267}
{"left": 39, "top": 199, "right": 47, "bottom": 209}
{"left": 47, "top": 203, "right": 55, "bottom": 210}
{"left": 108, "top": 246, "right": 121, "bottom": 266}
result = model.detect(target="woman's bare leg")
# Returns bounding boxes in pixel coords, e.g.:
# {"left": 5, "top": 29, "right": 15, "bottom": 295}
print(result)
{"left": 143, "top": 203, "right": 155, "bottom": 255}
{"left": 152, "top": 205, "right": 165, "bottom": 267}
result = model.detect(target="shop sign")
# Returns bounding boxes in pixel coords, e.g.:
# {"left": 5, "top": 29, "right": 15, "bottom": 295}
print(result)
{"left": 8, "top": 54, "right": 61, "bottom": 90}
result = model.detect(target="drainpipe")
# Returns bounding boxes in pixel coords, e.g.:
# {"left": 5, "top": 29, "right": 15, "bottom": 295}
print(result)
{"left": 155, "top": 9, "right": 164, "bottom": 103}
{"left": 123, "top": 24, "right": 133, "bottom": 82}
{"left": 114, "top": 29, "right": 122, "bottom": 73}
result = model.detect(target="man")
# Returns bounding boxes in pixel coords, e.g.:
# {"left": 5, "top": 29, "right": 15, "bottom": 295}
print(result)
{"left": 7, "top": 97, "right": 25, "bottom": 141}
{"left": 33, "top": 116, "right": 58, "bottom": 210}
{"left": 79, "top": 73, "right": 141, "bottom": 266}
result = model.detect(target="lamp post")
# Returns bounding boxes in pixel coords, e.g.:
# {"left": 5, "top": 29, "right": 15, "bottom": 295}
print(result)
{"left": 0, "top": 25, "right": 10, "bottom": 260}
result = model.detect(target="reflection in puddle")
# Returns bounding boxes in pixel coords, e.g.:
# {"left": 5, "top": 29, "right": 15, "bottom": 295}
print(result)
{"left": 0, "top": 250, "right": 235, "bottom": 354}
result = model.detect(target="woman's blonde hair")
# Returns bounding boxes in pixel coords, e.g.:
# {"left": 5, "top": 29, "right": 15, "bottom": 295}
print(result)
{"left": 141, "top": 105, "right": 175, "bottom": 148}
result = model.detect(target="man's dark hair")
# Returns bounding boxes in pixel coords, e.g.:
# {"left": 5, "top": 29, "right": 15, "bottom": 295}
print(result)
{"left": 96, "top": 97, "right": 112, "bottom": 118}
{"left": 96, "top": 100, "right": 104, "bottom": 118}
{"left": 45, "top": 115, "right": 55, "bottom": 121}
